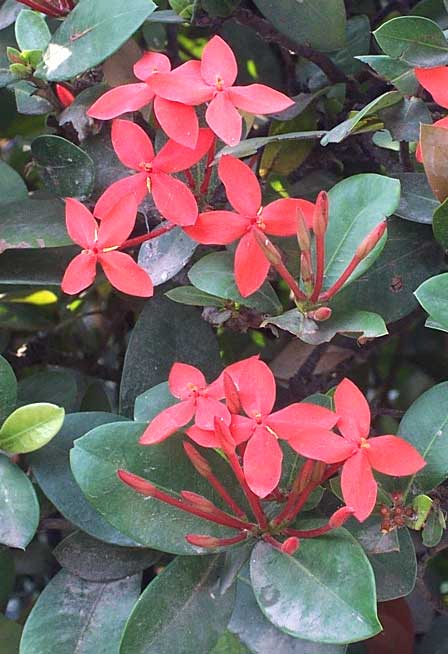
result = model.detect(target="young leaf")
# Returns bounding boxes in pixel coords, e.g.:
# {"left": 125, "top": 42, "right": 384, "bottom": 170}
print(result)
{"left": 0, "top": 402, "right": 64, "bottom": 454}
{"left": 0, "top": 454, "right": 39, "bottom": 549}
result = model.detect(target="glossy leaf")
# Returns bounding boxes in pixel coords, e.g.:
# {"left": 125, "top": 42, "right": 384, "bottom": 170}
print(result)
{"left": 0, "top": 160, "right": 27, "bottom": 206}
{"left": 374, "top": 16, "right": 448, "bottom": 67}
{"left": 0, "top": 454, "right": 39, "bottom": 549}
{"left": 40, "top": 0, "right": 157, "bottom": 81}
{"left": 17, "top": 370, "right": 78, "bottom": 412}
{"left": 0, "top": 198, "right": 70, "bottom": 252}
{"left": 20, "top": 569, "right": 141, "bottom": 654}
{"left": 394, "top": 173, "right": 438, "bottom": 224}
{"left": 14, "top": 81, "right": 53, "bottom": 115}
{"left": 28, "top": 412, "right": 135, "bottom": 546}
{"left": 422, "top": 506, "right": 445, "bottom": 546}
{"left": 364, "top": 527, "right": 417, "bottom": 601}
{"left": 188, "top": 252, "right": 282, "bottom": 315}
{"left": 70, "top": 422, "right": 249, "bottom": 555}
{"left": 31, "top": 135, "right": 95, "bottom": 199}
{"left": 252, "top": 0, "right": 346, "bottom": 52}
{"left": 217, "top": 131, "right": 326, "bottom": 161}
{"left": 346, "top": 516, "right": 400, "bottom": 555}
{"left": 133, "top": 381, "right": 177, "bottom": 422}
{"left": 120, "top": 296, "right": 222, "bottom": 416}
{"left": 250, "top": 529, "right": 381, "bottom": 644}
{"left": 120, "top": 555, "right": 235, "bottom": 654}
{"left": 0, "top": 355, "right": 17, "bottom": 424}
{"left": 165, "top": 286, "right": 225, "bottom": 308}
{"left": 420, "top": 123, "right": 448, "bottom": 202}
{"left": 15, "top": 10, "right": 50, "bottom": 52}
{"left": 433, "top": 195, "right": 448, "bottom": 249}
{"left": 0, "top": 402, "right": 64, "bottom": 454}
{"left": 415, "top": 273, "right": 448, "bottom": 331}
{"left": 381, "top": 97, "right": 432, "bottom": 142}
{"left": 138, "top": 226, "right": 197, "bottom": 286}
{"left": 356, "top": 56, "right": 418, "bottom": 95}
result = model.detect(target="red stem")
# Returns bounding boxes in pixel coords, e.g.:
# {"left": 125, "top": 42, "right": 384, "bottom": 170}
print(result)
{"left": 319, "top": 255, "right": 361, "bottom": 302}
{"left": 18, "top": 0, "right": 68, "bottom": 16}
{"left": 311, "top": 233, "right": 325, "bottom": 302}
{"left": 206, "top": 475, "right": 247, "bottom": 520}
{"left": 263, "top": 533, "right": 283, "bottom": 550}
{"left": 274, "top": 259, "right": 307, "bottom": 302}
{"left": 226, "top": 448, "right": 269, "bottom": 530}
{"left": 284, "top": 523, "right": 334, "bottom": 539}
{"left": 273, "top": 460, "right": 314, "bottom": 526}
{"left": 184, "top": 169, "right": 197, "bottom": 192}
{"left": 120, "top": 223, "right": 176, "bottom": 250}
{"left": 288, "top": 463, "right": 341, "bottom": 521}
{"left": 200, "top": 138, "right": 216, "bottom": 196}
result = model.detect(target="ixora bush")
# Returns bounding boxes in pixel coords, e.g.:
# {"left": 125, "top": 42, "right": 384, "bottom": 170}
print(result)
{"left": 4, "top": 1, "right": 448, "bottom": 653}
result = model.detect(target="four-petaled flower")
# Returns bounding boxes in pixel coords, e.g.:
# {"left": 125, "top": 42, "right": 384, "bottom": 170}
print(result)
{"left": 149, "top": 35, "right": 294, "bottom": 146}
{"left": 414, "top": 67, "right": 448, "bottom": 162}
{"left": 185, "top": 155, "right": 315, "bottom": 296}
{"left": 61, "top": 195, "right": 153, "bottom": 297}
{"left": 287, "top": 378, "right": 426, "bottom": 521}
{"left": 93, "top": 120, "right": 214, "bottom": 226}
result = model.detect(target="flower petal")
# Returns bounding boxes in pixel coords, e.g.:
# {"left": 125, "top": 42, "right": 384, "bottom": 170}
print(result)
{"left": 139, "top": 399, "right": 195, "bottom": 444}
{"left": 184, "top": 210, "right": 248, "bottom": 245}
{"left": 263, "top": 198, "right": 316, "bottom": 236}
{"left": 206, "top": 93, "right": 242, "bottom": 147}
{"left": 416, "top": 114, "right": 448, "bottom": 163}
{"left": 151, "top": 171, "right": 198, "bottom": 226}
{"left": 243, "top": 425, "right": 282, "bottom": 497}
{"left": 96, "top": 194, "right": 138, "bottom": 248}
{"left": 195, "top": 396, "right": 230, "bottom": 431}
{"left": 93, "top": 173, "right": 148, "bottom": 219}
{"left": 230, "top": 414, "right": 255, "bottom": 445}
{"left": 168, "top": 362, "right": 206, "bottom": 399}
{"left": 218, "top": 154, "right": 261, "bottom": 216}
{"left": 154, "top": 95, "right": 199, "bottom": 149}
{"left": 149, "top": 61, "right": 212, "bottom": 104}
{"left": 237, "top": 357, "right": 276, "bottom": 417}
{"left": 201, "top": 35, "right": 237, "bottom": 87}
{"left": 229, "top": 84, "right": 294, "bottom": 114}
{"left": 334, "top": 378, "right": 371, "bottom": 442}
{"left": 267, "top": 403, "right": 339, "bottom": 440}
{"left": 61, "top": 252, "right": 97, "bottom": 295}
{"left": 154, "top": 128, "right": 214, "bottom": 173}
{"left": 87, "top": 84, "right": 155, "bottom": 120}
{"left": 415, "top": 67, "right": 448, "bottom": 109}
{"left": 65, "top": 198, "right": 97, "bottom": 248}
{"left": 367, "top": 435, "right": 426, "bottom": 476}
{"left": 111, "top": 119, "right": 154, "bottom": 170}
{"left": 134, "top": 51, "right": 171, "bottom": 81}
{"left": 186, "top": 425, "right": 221, "bottom": 448}
{"left": 98, "top": 251, "right": 153, "bottom": 297}
{"left": 287, "top": 428, "right": 354, "bottom": 463}
{"left": 341, "top": 451, "right": 377, "bottom": 522}
{"left": 234, "top": 230, "right": 270, "bottom": 297}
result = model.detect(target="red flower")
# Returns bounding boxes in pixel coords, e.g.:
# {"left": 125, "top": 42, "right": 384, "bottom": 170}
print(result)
{"left": 185, "top": 155, "right": 315, "bottom": 296}
{"left": 225, "top": 357, "right": 338, "bottom": 498}
{"left": 17, "top": 0, "right": 73, "bottom": 17}
{"left": 55, "top": 84, "right": 75, "bottom": 108}
{"left": 139, "top": 363, "right": 230, "bottom": 445}
{"left": 93, "top": 120, "right": 214, "bottom": 226}
{"left": 415, "top": 66, "right": 448, "bottom": 109}
{"left": 61, "top": 195, "right": 153, "bottom": 297}
{"left": 87, "top": 53, "right": 200, "bottom": 148}
{"left": 149, "top": 36, "right": 294, "bottom": 146}
{"left": 287, "top": 378, "right": 426, "bottom": 522}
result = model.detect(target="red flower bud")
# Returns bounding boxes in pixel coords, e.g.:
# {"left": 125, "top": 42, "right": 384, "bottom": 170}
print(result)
{"left": 281, "top": 536, "right": 300, "bottom": 555}
{"left": 308, "top": 307, "right": 332, "bottom": 322}
{"left": 183, "top": 442, "right": 212, "bottom": 477}
{"left": 329, "top": 506, "right": 354, "bottom": 528}
{"left": 296, "top": 208, "right": 311, "bottom": 252}
{"left": 180, "top": 491, "right": 216, "bottom": 513}
{"left": 223, "top": 371, "right": 241, "bottom": 414}
{"left": 186, "top": 534, "right": 220, "bottom": 548}
{"left": 117, "top": 469, "right": 157, "bottom": 496}
{"left": 252, "top": 228, "right": 283, "bottom": 266}
{"left": 313, "top": 191, "right": 329, "bottom": 237}
{"left": 355, "top": 221, "right": 387, "bottom": 260}
{"left": 300, "top": 252, "right": 314, "bottom": 285}
{"left": 55, "top": 84, "right": 75, "bottom": 108}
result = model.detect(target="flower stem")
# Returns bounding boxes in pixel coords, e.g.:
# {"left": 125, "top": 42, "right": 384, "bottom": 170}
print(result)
{"left": 200, "top": 138, "right": 216, "bottom": 196}
{"left": 272, "top": 460, "right": 314, "bottom": 526}
{"left": 318, "top": 255, "right": 361, "bottom": 302}
{"left": 184, "top": 169, "right": 197, "bottom": 192}
{"left": 311, "top": 233, "right": 325, "bottom": 302}
{"left": 284, "top": 523, "right": 334, "bottom": 538}
{"left": 120, "top": 223, "right": 176, "bottom": 250}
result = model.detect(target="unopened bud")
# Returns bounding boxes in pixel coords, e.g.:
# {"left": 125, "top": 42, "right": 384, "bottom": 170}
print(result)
{"left": 308, "top": 306, "right": 332, "bottom": 322}
{"left": 355, "top": 221, "right": 387, "bottom": 260}
{"left": 329, "top": 506, "right": 354, "bottom": 528}
{"left": 181, "top": 491, "right": 216, "bottom": 513}
{"left": 55, "top": 83, "right": 75, "bottom": 108}
{"left": 311, "top": 461, "right": 326, "bottom": 482}
{"left": 183, "top": 442, "right": 212, "bottom": 477}
{"left": 300, "top": 252, "right": 314, "bottom": 285}
{"left": 117, "top": 469, "right": 157, "bottom": 496}
{"left": 223, "top": 372, "right": 241, "bottom": 414}
{"left": 281, "top": 536, "right": 300, "bottom": 555}
{"left": 214, "top": 417, "right": 236, "bottom": 453}
{"left": 313, "top": 191, "right": 329, "bottom": 237}
{"left": 252, "top": 228, "right": 283, "bottom": 266}
{"left": 297, "top": 459, "right": 314, "bottom": 493}
{"left": 186, "top": 534, "right": 220, "bottom": 548}
{"left": 7, "top": 47, "right": 24, "bottom": 64}
{"left": 296, "top": 208, "right": 311, "bottom": 252}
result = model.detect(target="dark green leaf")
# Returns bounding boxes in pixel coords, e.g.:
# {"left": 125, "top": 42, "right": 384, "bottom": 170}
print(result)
{"left": 216, "top": 131, "right": 326, "bottom": 161}
{"left": 14, "top": 81, "right": 53, "bottom": 115}
{"left": 346, "top": 516, "right": 400, "bottom": 555}
{"left": 31, "top": 135, "right": 95, "bottom": 199}
{"left": 394, "top": 173, "right": 438, "bottom": 224}
{"left": 374, "top": 16, "right": 448, "bottom": 67}
{"left": 18, "top": 370, "right": 79, "bottom": 412}
{"left": 415, "top": 273, "right": 448, "bottom": 331}
{"left": 0, "top": 615, "right": 22, "bottom": 654}
{"left": 0, "top": 453, "right": 39, "bottom": 549}
{"left": 28, "top": 412, "right": 135, "bottom": 546}
{"left": 15, "top": 9, "right": 50, "bottom": 52}
{"left": 120, "top": 296, "right": 222, "bottom": 416}
{"left": 0, "top": 402, "right": 64, "bottom": 454}
{"left": 433, "top": 195, "right": 448, "bottom": 248}
{"left": 53, "top": 530, "right": 159, "bottom": 582}
{"left": 380, "top": 97, "right": 432, "bottom": 142}
{"left": 165, "top": 286, "right": 225, "bottom": 308}
{"left": 422, "top": 507, "right": 444, "bottom": 546}
{"left": 0, "top": 246, "right": 75, "bottom": 286}
{"left": 120, "top": 555, "right": 235, "bottom": 654}
{"left": 0, "top": 0, "right": 21, "bottom": 30}
{"left": 210, "top": 630, "right": 250, "bottom": 654}
{"left": 138, "top": 226, "right": 197, "bottom": 286}
{"left": 133, "top": 381, "right": 176, "bottom": 422}
{"left": 20, "top": 569, "right": 141, "bottom": 654}
{"left": 250, "top": 533, "right": 380, "bottom": 644}
{"left": 0, "top": 546, "right": 15, "bottom": 607}
{"left": 40, "top": 0, "right": 157, "bottom": 81}
{"left": 364, "top": 527, "right": 417, "bottom": 601}
{"left": 0, "top": 354, "right": 17, "bottom": 423}
{"left": 0, "top": 160, "right": 27, "bottom": 206}
{"left": 356, "top": 56, "right": 418, "bottom": 95}
{"left": 0, "top": 198, "right": 70, "bottom": 252}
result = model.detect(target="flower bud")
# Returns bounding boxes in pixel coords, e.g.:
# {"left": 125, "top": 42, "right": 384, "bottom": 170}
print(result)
{"left": 181, "top": 491, "right": 217, "bottom": 513}
{"left": 329, "top": 506, "right": 354, "bottom": 528}
{"left": 281, "top": 537, "right": 300, "bottom": 555}
{"left": 223, "top": 372, "right": 241, "bottom": 414}
{"left": 183, "top": 442, "right": 212, "bottom": 477}
{"left": 355, "top": 221, "right": 387, "bottom": 260}
{"left": 55, "top": 83, "right": 75, "bottom": 108}
{"left": 186, "top": 534, "right": 220, "bottom": 548}
{"left": 313, "top": 191, "right": 329, "bottom": 237}
{"left": 252, "top": 228, "right": 283, "bottom": 266}
{"left": 308, "top": 307, "right": 332, "bottom": 322}
{"left": 300, "top": 252, "right": 313, "bottom": 285}
{"left": 117, "top": 469, "right": 157, "bottom": 496}
{"left": 7, "top": 47, "right": 24, "bottom": 64}
{"left": 296, "top": 208, "right": 311, "bottom": 252}
{"left": 214, "top": 417, "right": 236, "bottom": 453}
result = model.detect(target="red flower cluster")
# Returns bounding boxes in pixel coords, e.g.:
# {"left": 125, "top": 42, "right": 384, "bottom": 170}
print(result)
{"left": 414, "top": 67, "right": 448, "bottom": 161}
{"left": 118, "top": 358, "right": 425, "bottom": 550}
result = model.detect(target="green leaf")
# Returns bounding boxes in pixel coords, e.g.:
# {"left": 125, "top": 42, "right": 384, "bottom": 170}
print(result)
{"left": 14, "top": 80, "right": 53, "bottom": 115}
{"left": 321, "top": 91, "right": 402, "bottom": 145}
{"left": 0, "top": 1, "right": 21, "bottom": 30}
{"left": 0, "top": 198, "right": 70, "bottom": 252}
{"left": 137, "top": 226, "right": 197, "bottom": 286}
{"left": 0, "top": 160, "right": 27, "bottom": 206}
{"left": 210, "top": 630, "right": 250, "bottom": 654}
{"left": 28, "top": 412, "right": 135, "bottom": 546}
{"left": 433, "top": 195, "right": 448, "bottom": 249}
{"left": 53, "top": 530, "right": 159, "bottom": 582}
{"left": 356, "top": 56, "right": 418, "bottom": 95}
{"left": 165, "top": 286, "right": 225, "bottom": 308}
{"left": 252, "top": 0, "right": 347, "bottom": 52}
{"left": 20, "top": 569, "right": 141, "bottom": 654}
{"left": 422, "top": 506, "right": 445, "bottom": 546}
{"left": 394, "top": 173, "right": 439, "bottom": 224}
{"left": 0, "top": 546, "right": 15, "bottom": 607}
{"left": 40, "top": 0, "right": 157, "bottom": 81}
{"left": 0, "top": 246, "right": 75, "bottom": 286}
{"left": 0, "top": 402, "right": 64, "bottom": 454}
{"left": 415, "top": 273, "right": 448, "bottom": 331}
{"left": 0, "top": 454, "right": 39, "bottom": 549}
{"left": 380, "top": 97, "right": 432, "bottom": 142}
{"left": 250, "top": 532, "right": 381, "bottom": 644}
{"left": 0, "top": 615, "right": 22, "bottom": 654}
{"left": 374, "top": 16, "right": 448, "bottom": 67}
{"left": 70, "top": 422, "right": 250, "bottom": 555}
{"left": 120, "top": 296, "right": 222, "bottom": 417}
{"left": 201, "top": 0, "right": 241, "bottom": 18}
{"left": 15, "top": 10, "right": 50, "bottom": 52}
{"left": 346, "top": 516, "right": 400, "bottom": 555}
{"left": 18, "top": 369, "right": 79, "bottom": 412}
{"left": 120, "top": 555, "right": 235, "bottom": 654}
{"left": 396, "top": 381, "right": 448, "bottom": 493}
{"left": 412, "top": 494, "right": 433, "bottom": 530}
{"left": 216, "top": 131, "right": 326, "bottom": 161}
{"left": 188, "top": 252, "right": 282, "bottom": 315}
{"left": 31, "top": 135, "right": 95, "bottom": 199}
{"left": 323, "top": 174, "right": 400, "bottom": 289}
{"left": 0, "top": 355, "right": 17, "bottom": 424}
{"left": 133, "top": 381, "right": 176, "bottom": 422}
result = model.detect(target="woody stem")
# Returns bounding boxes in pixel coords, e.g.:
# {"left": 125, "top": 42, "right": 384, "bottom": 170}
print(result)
{"left": 311, "top": 234, "right": 325, "bottom": 302}
{"left": 120, "top": 223, "right": 176, "bottom": 250}
{"left": 319, "top": 255, "right": 361, "bottom": 302}
{"left": 200, "top": 138, "right": 216, "bottom": 196}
